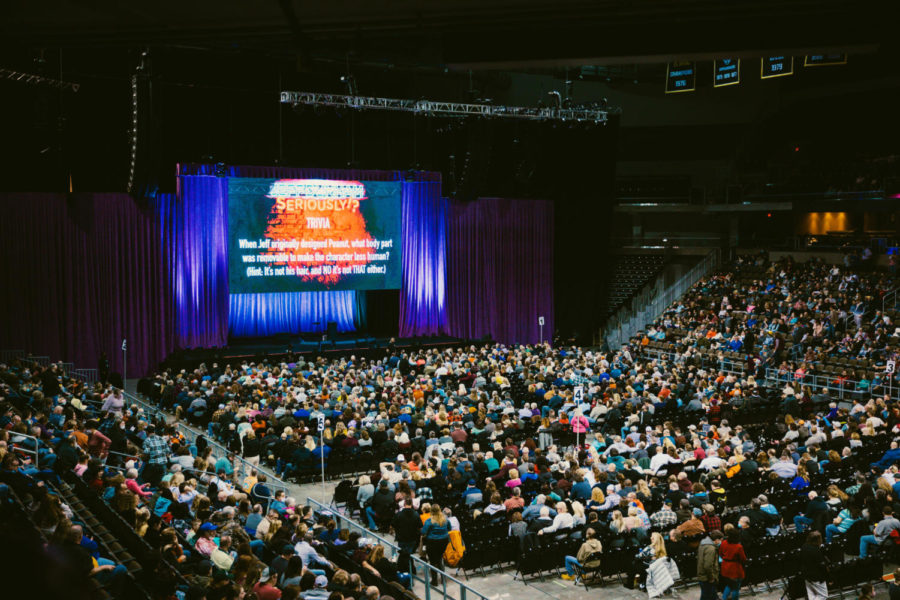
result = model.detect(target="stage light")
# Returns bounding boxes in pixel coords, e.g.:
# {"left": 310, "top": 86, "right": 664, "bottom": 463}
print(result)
{"left": 339, "top": 74, "right": 358, "bottom": 96}
{"left": 546, "top": 91, "right": 562, "bottom": 109}
{"left": 127, "top": 73, "right": 139, "bottom": 193}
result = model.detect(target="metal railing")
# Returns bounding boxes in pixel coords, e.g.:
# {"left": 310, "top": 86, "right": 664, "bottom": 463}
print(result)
{"left": 9, "top": 431, "right": 42, "bottom": 470}
{"left": 884, "top": 288, "right": 900, "bottom": 312}
{"left": 306, "top": 497, "right": 491, "bottom": 600}
{"left": 1, "top": 350, "right": 97, "bottom": 384}
{"left": 641, "top": 347, "right": 747, "bottom": 376}
{"left": 122, "top": 390, "right": 292, "bottom": 496}
{"left": 71, "top": 368, "right": 99, "bottom": 384}
{"left": 605, "top": 249, "right": 721, "bottom": 349}
{"left": 764, "top": 367, "right": 898, "bottom": 402}
{"left": 640, "top": 346, "right": 896, "bottom": 402}
{"left": 0, "top": 349, "right": 25, "bottom": 363}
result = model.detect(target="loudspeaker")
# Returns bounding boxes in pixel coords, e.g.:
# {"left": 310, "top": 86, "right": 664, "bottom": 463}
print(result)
{"left": 326, "top": 321, "right": 338, "bottom": 341}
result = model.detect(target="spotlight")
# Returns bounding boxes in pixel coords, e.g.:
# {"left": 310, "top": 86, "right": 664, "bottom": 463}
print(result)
{"left": 546, "top": 91, "right": 562, "bottom": 109}
{"left": 339, "top": 74, "right": 358, "bottom": 95}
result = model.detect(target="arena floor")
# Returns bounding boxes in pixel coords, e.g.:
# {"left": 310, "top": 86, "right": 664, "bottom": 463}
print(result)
{"left": 134, "top": 380, "right": 895, "bottom": 600}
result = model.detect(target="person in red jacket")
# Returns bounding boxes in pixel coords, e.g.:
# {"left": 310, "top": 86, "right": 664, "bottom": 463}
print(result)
{"left": 719, "top": 524, "right": 747, "bottom": 600}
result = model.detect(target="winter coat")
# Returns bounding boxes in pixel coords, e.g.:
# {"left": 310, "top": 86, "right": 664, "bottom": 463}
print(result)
{"left": 696, "top": 537, "right": 719, "bottom": 583}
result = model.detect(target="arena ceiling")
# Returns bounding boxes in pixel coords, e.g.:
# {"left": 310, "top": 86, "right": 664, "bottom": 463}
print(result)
{"left": 1, "top": 0, "right": 889, "bottom": 70}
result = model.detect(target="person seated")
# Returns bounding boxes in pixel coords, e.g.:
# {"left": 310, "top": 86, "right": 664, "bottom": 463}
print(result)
{"left": 561, "top": 527, "right": 603, "bottom": 582}
{"left": 860, "top": 505, "right": 900, "bottom": 558}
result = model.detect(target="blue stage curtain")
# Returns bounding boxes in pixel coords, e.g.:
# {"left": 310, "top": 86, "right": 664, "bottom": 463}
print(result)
{"left": 400, "top": 182, "right": 449, "bottom": 336}
{"left": 156, "top": 177, "right": 230, "bottom": 348}
{"left": 228, "top": 291, "right": 357, "bottom": 337}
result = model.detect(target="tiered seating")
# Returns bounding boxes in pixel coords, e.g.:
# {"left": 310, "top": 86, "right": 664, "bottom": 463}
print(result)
{"left": 0, "top": 483, "right": 114, "bottom": 600}
{"left": 599, "top": 254, "right": 667, "bottom": 318}
{"left": 638, "top": 256, "right": 898, "bottom": 401}
{"left": 62, "top": 471, "right": 190, "bottom": 598}
{"left": 49, "top": 478, "right": 145, "bottom": 589}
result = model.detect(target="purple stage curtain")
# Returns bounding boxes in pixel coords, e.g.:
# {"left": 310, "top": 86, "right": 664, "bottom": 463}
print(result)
{"left": 446, "top": 197, "right": 554, "bottom": 345}
{"left": 0, "top": 193, "right": 174, "bottom": 376}
{"left": 400, "top": 182, "right": 448, "bottom": 336}
{"left": 156, "top": 177, "right": 230, "bottom": 348}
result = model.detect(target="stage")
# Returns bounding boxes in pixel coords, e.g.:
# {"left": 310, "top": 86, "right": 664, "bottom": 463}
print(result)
{"left": 158, "top": 333, "right": 470, "bottom": 372}
{"left": 1, "top": 165, "right": 557, "bottom": 379}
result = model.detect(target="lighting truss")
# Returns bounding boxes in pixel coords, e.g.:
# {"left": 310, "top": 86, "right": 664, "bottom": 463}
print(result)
{"left": 0, "top": 67, "right": 80, "bottom": 92}
{"left": 280, "top": 91, "right": 613, "bottom": 123}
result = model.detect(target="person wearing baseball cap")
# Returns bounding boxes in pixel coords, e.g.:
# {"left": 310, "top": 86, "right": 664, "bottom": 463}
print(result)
{"left": 251, "top": 566, "right": 281, "bottom": 600}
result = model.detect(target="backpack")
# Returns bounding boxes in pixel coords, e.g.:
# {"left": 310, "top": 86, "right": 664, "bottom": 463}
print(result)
{"left": 443, "top": 530, "right": 465, "bottom": 567}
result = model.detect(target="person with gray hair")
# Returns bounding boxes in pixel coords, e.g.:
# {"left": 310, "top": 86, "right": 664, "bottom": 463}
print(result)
{"left": 757, "top": 495, "right": 782, "bottom": 535}
{"left": 522, "top": 494, "right": 557, "bottom": 522}
{"left": 528, "top": 505, "right": 554, "bottom": 533}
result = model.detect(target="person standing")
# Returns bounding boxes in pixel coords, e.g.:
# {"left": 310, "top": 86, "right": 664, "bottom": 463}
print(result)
{"left": 141, "top": 425, "right": 168, "bottom": 487}
{"left": 392, "top": 497, "right": 423, "bottom": 574}
{"left": 697, "top": 530, "right": 724, "bottom": 600}
{"left": 421, "top": 503, "right": 450, "bottom": 586}
{"left": 98, "top": 352, "right": 110, "bottom": 385}
{"left": 800, "top": 531, "right": 828, "bottom": 600}
{"left": 571, "top": 410, "right": 590, "bottom": 443}
{"left": 719, "top": 525, "right": 747, "bottom": 600}
{"left": 888, "top": 567, "right": 900, "bottom": 600}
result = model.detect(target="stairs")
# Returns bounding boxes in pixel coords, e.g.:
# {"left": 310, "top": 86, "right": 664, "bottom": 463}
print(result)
{"left": 598, "top": 254, "right": 667, "bottom": 318}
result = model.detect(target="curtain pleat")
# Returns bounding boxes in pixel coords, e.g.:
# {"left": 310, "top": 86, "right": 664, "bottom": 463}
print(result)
{"left": 399, "top": 182, "right": 448, "bottom": 336}
{"left": 446, "top": 197, "right": 554, "bottom": 345}
{"left": 0, "top": 193, "right": 174, "bottom": 376}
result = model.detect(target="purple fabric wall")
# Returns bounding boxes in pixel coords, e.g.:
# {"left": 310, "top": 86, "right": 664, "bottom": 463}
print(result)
{"left": 0, "top": 193, "right": 174, "bottom": 376}
{"left": 446, "top": 197, "right": 554, "bottom": 345}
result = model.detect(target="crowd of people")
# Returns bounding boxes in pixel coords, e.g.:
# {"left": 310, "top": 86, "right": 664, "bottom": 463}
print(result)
{"left": 4, "top": 254, "right": 900, "bottom": 600}
{"left": 0, "top": 361, "right": 433, "bottom": 600}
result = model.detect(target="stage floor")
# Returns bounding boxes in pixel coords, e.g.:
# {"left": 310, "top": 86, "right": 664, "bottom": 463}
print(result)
{"left": 161, "top": 334, "right": 467, "bottom": 370}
